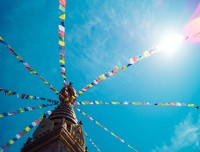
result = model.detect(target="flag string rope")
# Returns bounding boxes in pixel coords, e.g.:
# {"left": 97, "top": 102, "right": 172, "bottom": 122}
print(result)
{"left": 83, "top": 131, "right": 101, "bottom": 152}
{"left": 0, "top": 37, "right": 59, "bottom": 95}
{"left": 75, "top": 101, "right": 200, "bottom": 109}
{"left": 0, "top": 88, "right": 59, "bottom": 104}
{"left": 0, "top": 103, "right": 57, "bottom": 119}
{"left": 76, "top": 30, "right": 200, "bottom": 97}
{"left": 77, "top": 48, "right": 159, "bottom": 96}
{"left": 0, "top": 110, "right": 53, "bottom": 152}
{"left": 58, "top": 0, "right": 67, "bottom": 86}
{"left": 75, "top": 108, "right": 138, "bottom": 152}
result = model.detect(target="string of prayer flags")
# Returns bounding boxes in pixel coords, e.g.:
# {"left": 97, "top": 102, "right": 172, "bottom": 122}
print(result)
{"left": 0, "top": 103, "right": 57, "bottom": 119}
{"left": 74, "top": 101, "right": 200, "bottom": 109}
{"left": 75, "top": 108, "right": 138, "bottom": 152}
{"left": 58, "top": 0, "right": 67, "bottom": 86}
{"left": 0, "top": 88, "right": 59, "bottom": 104}
{"left": 0, "top": 110, "right": 53, "bottom": 152}
{"left": 0, "top": 37, "right": 59, "bottom": 95}
{"left": 83, "top": 131, "right": 101, "bottom": 152}
{"left": 77, "top": 48, "right": 159, "bottom": 96}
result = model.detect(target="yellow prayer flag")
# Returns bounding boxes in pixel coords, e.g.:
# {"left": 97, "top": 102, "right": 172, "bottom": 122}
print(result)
{"left": 95, "top": 101, "right": 100, "bottom": 104}
{"left": 59, "top": 59, "right": 65, "bottom": 64}
{"left": 16, "top": 56, "right": 23, "bottom": 60}
{"left": 114, "top": 66, "right": 120, "bottom": 72}
{"left": 81, "top": 102, "right": 86, "bottom": 105}
{"left": 39, "top": 106, "right": 42, "bottom": 108}
{"left": 9, "top": 140, "right": 14, "bottom": 144}
{"left": 143, "top": 51, "right": 151, "bottom": 58}
{"left": 0, "top": 114, "right": 4, "bottom": 118}
{"left": 29, "top": 96, "right": 33, "bottom": 99}
{"left": 0, "top": 37, "right": 3, "bottom": 41}
{"left": 30, "top": 71, "right": 36, "bottom": 74}
{"left": 25, "top": 127, "right": 30, "bottom": 132}
{"left": 121, "top": 66, "right": 126, "bottom": 70}
{"left": 72, "top": 96, "right": 75, "bottom": 99}
{"left": 44, "top": 81, "right": 48, "bottom": 84}
{"left": 96, "top": 121, "right": 100, "bottom": 125}
{"left": 62, "top": 74, "right": 66, "bottom": 79}
{"left": 20, "top": 108, "right": 24, "bottom": 112}
{"left": 54, "top": 90, "right": 59, "bottom": 94}
{"left": 188, "top": 104, "right": 195, "bottom": 107}
{"left": 88, "top": 84, "right": 93, "bottom": 88}
{"left": 64, "top": 98, "right": 69, "bottom": 101}
{"left": 78, "top": 91, "right": 83, "bottom": 95}
{"left": 59, "top": 14, "right": 66, "bottom": 20}
{"left": 59, "top": 40, "right": 65, "bottom": 46}
{"left": 99, "top": 74, "right": 106, "bottom": 80}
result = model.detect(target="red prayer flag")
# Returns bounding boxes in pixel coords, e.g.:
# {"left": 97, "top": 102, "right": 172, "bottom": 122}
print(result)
{"left": 25, "top": 66, "right": 31, "bottom": 70}
{"left": 19, "top": 132, "right": 24, "bottom": 136}
{"left": 133, "top": 56, "right": 139, "bottom": 62}
{"left": 111, "top": 69, "right": 116, "bottom": 74}
{"left": 95, "top": 79, "right": 101, "bottom": 83}
{"left": 59, "top": 53, "right": 65, "bottom": 57}
{"left": 59, "top": 31, "right": 65, "bottom": 37}
{"left": 35, "top": 120, "right": 40, "bottom": 124}
{"left": 2, "top": 145, "right": 8, "bottom": 150}
{"left": 59, "top": 0, "right": 66, "bottom": 7}
{"left": 9, "top": 48, "right": 14, "bottom": 52}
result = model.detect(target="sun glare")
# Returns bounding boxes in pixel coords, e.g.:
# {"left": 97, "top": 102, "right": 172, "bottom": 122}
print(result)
{"left": 156, "top": 33, "right": 184, "bottom": 52}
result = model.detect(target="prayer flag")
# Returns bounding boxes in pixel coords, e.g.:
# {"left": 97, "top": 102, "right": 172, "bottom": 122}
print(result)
{"left": 78, "top": 91, "right": 83, "bottom": 95}
{"left": 59, "top": 31, "right": 65, "bottom": 37}
{"left": 59, "top": 0, "right": 66, "bottom": 6}
{"left": 9, "top": 140, "right": 14, "bottom": 145}
{"left": 188, "top": 104, "right": 195, "bottom": 107}
{"left": 32, "top": 122, "right": 37, "bottom": 126}
{"left": 59, "top": 59, "right": 65, "bottom": 64}
{"left": 25, "top": 127, "right": 30, "bottom": 132}
{"left": 30, "top": 71, "right": 36, "bottom": 74}
{"left": 99, "top": 74, "right": 106, "bottom": 80}
{"left": 59, "top": 40, "right": 65, "bottom": 46}
{"left": 59, "top": 4, "right": 66, "bottom": 12}
{"left": 121, "top": 66, "right": 126, "bottom": 70}
{"left": 133, "top": 56, "right": 139, "bottom": 62}
{"left": 143, "top": 51, "right": 151, "bottom": 58}
{"left": 59, "top": 25, "right": 65, "bottom": 32}
{"left": 88, "top": 84, "right": 93, "bottom": 88}
{"left": 59, "top": 14, "right": 65, "bottom": 20}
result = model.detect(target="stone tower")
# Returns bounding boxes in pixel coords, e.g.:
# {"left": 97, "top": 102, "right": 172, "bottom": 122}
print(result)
{"left": 21, "top": 83, "right": 88, "bottom": 152}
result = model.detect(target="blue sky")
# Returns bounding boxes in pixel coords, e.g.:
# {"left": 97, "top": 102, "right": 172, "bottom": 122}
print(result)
{"left": 0, "top": 0, "right": 200, "bottom": 151}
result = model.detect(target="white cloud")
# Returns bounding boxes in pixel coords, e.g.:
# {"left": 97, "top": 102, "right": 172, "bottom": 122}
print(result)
{"left": 152, "top": 114, "right": 200, "bottom": 152}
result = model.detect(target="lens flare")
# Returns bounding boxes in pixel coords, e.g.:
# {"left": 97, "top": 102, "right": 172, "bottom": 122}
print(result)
{"left": 156, "top": 33, "right": 184, "bottom": 51}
